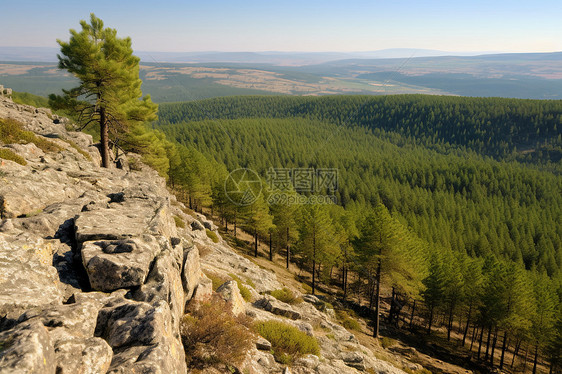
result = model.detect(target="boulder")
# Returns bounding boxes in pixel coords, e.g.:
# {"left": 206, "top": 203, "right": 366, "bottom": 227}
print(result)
{"left": 0, "top": 233, "right": 64, "bottom": 321}
{"left": 132, "top": 245, "right": 185, "bottom": 330}
{"left": 95, "top": 300, "right": 186, "bottom": 374}
{"left": 255, "top": 336, "right": 272, "bottom": 351}
{"left": 190, "top": 220, "right": 204, "bottom": 231}
{"left": 216, "top": 281, "right": 246, "bottom": 316}
{"left": 18, "top": 299, "right": 102, "bottom": 339}
{"left": 0, "top": 320, "right": 56, "bottom": 374}
{"left": 54, "top": 337, "right": 113, "bottom": 374}
{"left": 81, "top": 236, "right": 161, "bottom": 292}
{"left": 181, "top": 244, "right": 201, "bottom": 300}
{"left": 253, "top": 297, "right": 301, "bottom": 320}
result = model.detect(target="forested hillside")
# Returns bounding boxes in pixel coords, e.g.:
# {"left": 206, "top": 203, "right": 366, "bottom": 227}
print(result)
{"left": 151, "top": 94, "right": 562, "bottom": 372}
{"left": 158, "top": 95, "right": 562, "bottom": 168}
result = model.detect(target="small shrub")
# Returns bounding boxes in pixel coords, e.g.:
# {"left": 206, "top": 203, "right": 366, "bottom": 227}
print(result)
{"left": 174, "top": 215, "right": 186, "bottom": 228}
{"left": 302, "top": 284, "right": 313, "bottom": 294}
{"left": 206, "top": 229, "right": 219, "bottom": 243}
{"left": 0, "top": 118, "right": 60, "bottom": 153}
{"left": 180, "top": 297, "right": 255, "bottom": 370}
{"left": 254, "top": 320, "right": 320, "bottom": 363}
{"left": 380, "top": 336, "right": 397, "bottom": 349}
{"left": 335, "top": 309, "right": 361, "bottom": 331}
{"left": 0, "top": 149, "right": 26, "bottom": 166}
{"left": 270, "top": 287, "right": 302, "bottom": 305}
{"left": 229, "top": 273, "right": 252, "bottom": 302}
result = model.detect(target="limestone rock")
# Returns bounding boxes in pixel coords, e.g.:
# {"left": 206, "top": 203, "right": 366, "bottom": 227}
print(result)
{"left": 256, "top": 336, "right": 272, "bottom": 351}
{"left": 18, "top": 299, "right": 102, "bottom": 339}
{"left": 254, "top": 297, "right": 301, "bottom": 320}
{"left": 54, "top": 337, "right": 112, "bottom": 374}
{"left": 216, "top": 280, "right": 246, "bottom": 316}
{"left": 81, "top": 236, "right": 161, "bottom": 292}
{"left": 95, "top": 300, "right": 186, "bottom": 374}
{"left": 0, "top": 233, "right": 64, "bottom": 321}
{"left": 188, "top": 273, "right": 213, "bottom": 308}
{"left": 181, "top": 244, "right": 201, "bottom": 300}
{"left": 132, "top": 245, "right": 185, "bottom": 330}
{"left": 0, "top": 320, "right": 56, "bottom": 374}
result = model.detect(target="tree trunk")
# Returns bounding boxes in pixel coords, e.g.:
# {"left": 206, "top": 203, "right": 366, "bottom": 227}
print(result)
{"left": 490, "top": 327, "right": 498, "bottom": 367}
{"left": 499, "top": 331, "right": 508, "bottom": 370}
{"left": 511, "top": 339, "right": 521, "bottom": 368}
{"left": 368, "top": 276, "right": 376, "bottom": 310}
{"left": 477, "top": 325, "right": 484, "bottom": 359}
{"left": 470, "top": 323, "right": 477, "bottom": 351}
{"left": 485, "top": 325, "right": 492, "bottom": 360}
{"left": 427, "top": 306, "right": 434, "bottom": 335}
{"left": 286, "top": 227, "right": 290, "bottom": 269}
{"left": 99, "top": 107, "right": 110, "bottom": 168}
{"left": 533, "top": 344, "right": 539, "bottom": 374}
{"left": 373, "top": 259, "right": 381, "bottom": 338}
{"left": 254, "top": 229, "right": 258, "bottom": 257}
{"left": 312, "top": 232, "right": 316, "bottom": 295}
{"left": 343, "top": 265, "right": 348, "bottom": 300}
{"left": 410, "top": 299, "right": 416, "bottom": 331}
{"left": 462, "top": 303, "right": 473, "bottom": 346}
{"left": 447, "top": 302, "right": 455, "bottom": 341}
{"left": 234, "top": 216, "right": 237, "bottom": 237}
{"left": 269, "top": 232, "right": 273, "bottom": 261}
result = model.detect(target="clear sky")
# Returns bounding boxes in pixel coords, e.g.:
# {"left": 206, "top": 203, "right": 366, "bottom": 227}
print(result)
{"left": 2, "top": 0, "right": 561, "bottom": 53}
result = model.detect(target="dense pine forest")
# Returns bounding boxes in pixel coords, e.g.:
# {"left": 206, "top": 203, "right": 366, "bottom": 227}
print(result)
{"left": 125, "top": 94, "right": 561, "bottom": 372}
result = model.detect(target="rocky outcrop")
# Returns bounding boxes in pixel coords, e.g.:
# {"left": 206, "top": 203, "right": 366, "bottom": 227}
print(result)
{"left": 0, "top": 97, "right": 199, "bottom": 374}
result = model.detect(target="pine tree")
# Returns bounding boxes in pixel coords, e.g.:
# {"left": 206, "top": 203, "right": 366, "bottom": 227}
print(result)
{"left": 50, "top": 13, "right": 157, "bottom": 167}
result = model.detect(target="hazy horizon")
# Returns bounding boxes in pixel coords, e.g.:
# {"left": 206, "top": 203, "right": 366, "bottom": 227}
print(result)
{"left": 3, "top": 0, "right": 561, "bottom": 54}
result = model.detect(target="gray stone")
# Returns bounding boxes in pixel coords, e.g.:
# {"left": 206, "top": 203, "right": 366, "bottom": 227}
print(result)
{"left": 188, "top": 273, "right": 213, "bottom": 307}
{"left": 256, "top": 336, "right": 272, "bottom": 351}
{"left": 95, "top": 300, "right": 186, "bottom": 374}
{"left": 190, "top": 220, "right": 204, "bottom": 231}
{"left": 0, "top": 233, "right": 64, "bottom": 321}
{"left": 216, "top": 280, "right": 246, "bottom": 316}
{"left": 0, "top": 320, "right": 56, "bottom": 374}
{"left": 132, "top": 245, "right": 185, "bottom": 330}
{"left": 181, "top": 244, "right": 201, "bottom": 300}
{"left": 254, "top": 297, "right": 301, "bottom": 320}
{"left": 18, "top": 299, "right": 102, "bottom": 339}
{"left": 81, "top": 236, "right": 161, "bottom": 292}
{"left": 54, "top": 337, "right": 113, "bottom": 374}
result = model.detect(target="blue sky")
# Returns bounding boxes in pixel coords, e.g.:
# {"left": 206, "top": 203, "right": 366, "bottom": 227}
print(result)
{"left": 3, "top": 0, "right": 561, "bottom": 53}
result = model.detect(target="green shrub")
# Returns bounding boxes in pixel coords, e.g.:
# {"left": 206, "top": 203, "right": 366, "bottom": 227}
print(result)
{"left": 380, "top": 336, "right": 397, "bottom": 349}
{"left": 335, "top": 309, "right": 361, "bottom": 331}
{"left": 174, "top": 215, "right": 186, "bottom": 228}
{"left": 254, "top": 320, "right": 320, "bottom": 363}
{"left": 206, "top": 229, "right": 219, "bottom": 243}
{"left": 180, "top": 297, "right": 255, "bottom": 370}
{"left": 0, "top": 118, "right": 60, "bottom": 153}
{"left": 229, "top": 273, "right": 252, "bottom": 302}
{"left": 270, "top": 287, "right": 302, "bottom": 305}
{"left": 0, "top": 148, "right": 27, "bottom": 166}
{"left": 12, "top": 91, "right": 49, "bottom": 108}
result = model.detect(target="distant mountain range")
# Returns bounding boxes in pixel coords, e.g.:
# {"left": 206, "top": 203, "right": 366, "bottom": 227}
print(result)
{"left": 0, "top": 46, "right": 498, "bottom": 65}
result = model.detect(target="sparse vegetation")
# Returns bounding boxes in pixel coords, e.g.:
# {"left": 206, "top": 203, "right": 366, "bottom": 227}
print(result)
{"left": 173, "top": 215, "right": 185, "bottom": 228}
{"left": 205, "top": 272, "right": 228, "bottom": 291}
{"left": 11, "top": 91, "right": 50, "bottom": 108}
{"left": 269, "top": 287, "right": 302, "bottom": 305}
{"left": 335, "top": 309, "right": 361, "bottom": 331}
{"left": 380, "top": 336, "right": 398, "bottom": 349}
{"left": 180, "top": 297, "right": 255, "bottom": 370}
{"left": 206, "top": 229, "right": 219, "bottom": 243}
{"left": 63, "top": 139, "right": 92, "bottom": 161}
{"left": 0, "top": 118, "right": 60, "bottom": 153}
{"left": 255, "top": 320, "right": 320, "bottom": 363}
{"left": 0, "top": 148, "right": 27, "bottom": 166}
{"left": 228, "top": 273, "right": 252, "bottom": 302}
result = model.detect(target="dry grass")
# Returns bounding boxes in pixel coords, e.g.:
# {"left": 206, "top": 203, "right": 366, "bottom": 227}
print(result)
{"left": 180, "top": 296, "right": 255, "bottom": 370}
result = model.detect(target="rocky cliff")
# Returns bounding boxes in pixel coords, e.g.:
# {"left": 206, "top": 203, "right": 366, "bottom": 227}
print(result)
{"left": 0, "top": 95, "right": 410, "bottom": 373}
